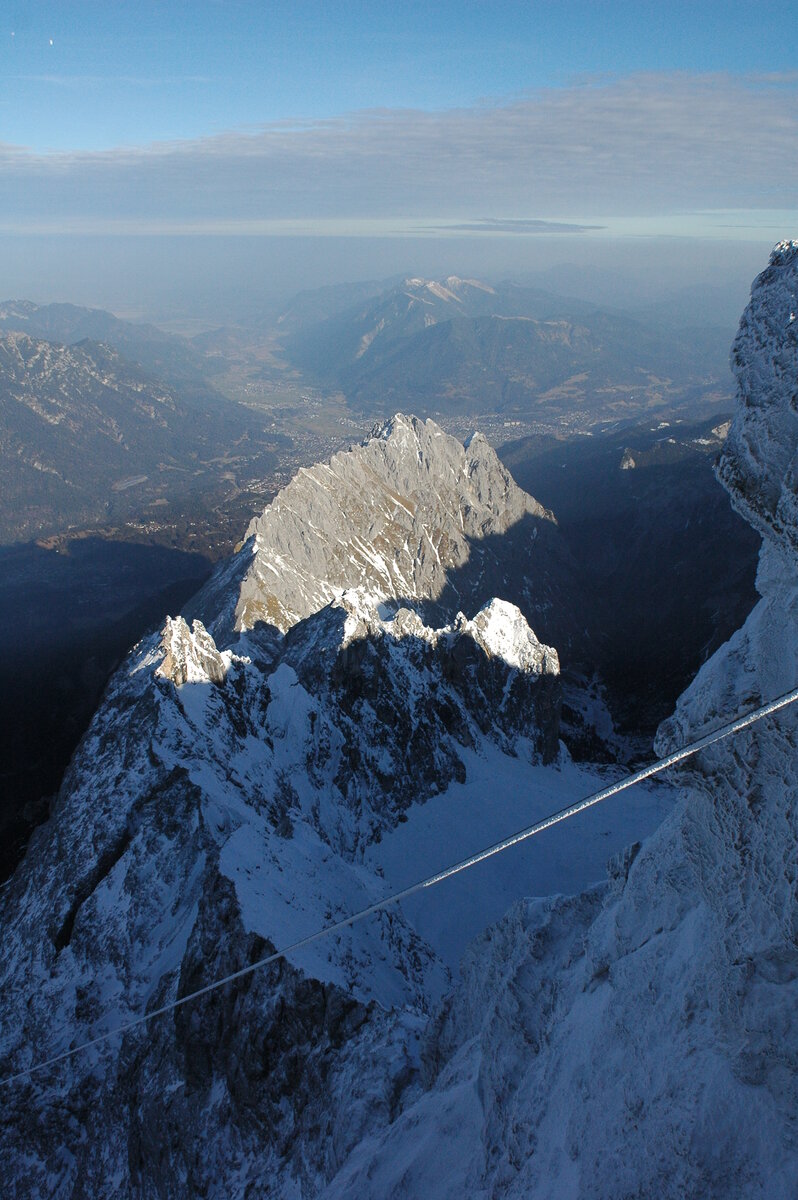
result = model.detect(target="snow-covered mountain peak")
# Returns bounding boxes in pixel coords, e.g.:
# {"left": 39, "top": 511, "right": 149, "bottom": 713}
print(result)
{"left": 399, "top": 276, "right": 496, "bottom": 305}
{"left": 770, "top": 237, "right": 798, "bottom": 263}
{"left": 332, "top": 587, "right": 558, "bottom": 679}
{"left": 464, "top": 598, "right": 559, "bottom": 674}
{"left": 367, "top": 410, "right": 424, "bottom": 442}
{"left": 443, "top": 275, "right": 496, "bottom": 295}
{"left": 402, "top": 278, "right": 462, "bottom": 303}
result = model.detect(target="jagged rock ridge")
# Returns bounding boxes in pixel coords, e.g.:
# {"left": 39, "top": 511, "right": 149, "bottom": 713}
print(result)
{"left": 156, "top": 616, "right": 231, "bottom": 687}
{"left": 234, "top": 413, "right": 580, "bottom": 662}
{"left": 237, "top": 413, "right": 555, "bottom": 631}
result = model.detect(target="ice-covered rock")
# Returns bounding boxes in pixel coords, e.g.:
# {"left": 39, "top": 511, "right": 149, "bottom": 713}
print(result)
{"left": 464, "top": 597, "right": 559, "bottom": 674}
{"left": 336, "top": 589, "right": 558, "bottom": 678}
{"left": 718, "top": 239, "right": 798, "bottom": 549}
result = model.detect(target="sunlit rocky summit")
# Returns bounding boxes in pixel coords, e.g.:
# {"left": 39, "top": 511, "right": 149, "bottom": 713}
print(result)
{"left": 236, "top": 412, "right": 557, "bottom": 631}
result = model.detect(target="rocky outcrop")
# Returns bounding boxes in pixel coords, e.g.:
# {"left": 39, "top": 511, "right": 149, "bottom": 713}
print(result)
{"left": 718, "top": 239, "right": 798, "bottom": 550}
{"left": 236, "top": 413, "right": 560, "bottom": 634}
{"left": 156, "top": 616, "right": 230, "bottom": 686}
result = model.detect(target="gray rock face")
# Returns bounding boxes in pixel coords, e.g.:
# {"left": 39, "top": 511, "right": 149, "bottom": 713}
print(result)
{"left": 718, "top": 239, "right": 798, "bottom": 550}
{"left": 236, "top": 413, "right": 557, "bottom": 633}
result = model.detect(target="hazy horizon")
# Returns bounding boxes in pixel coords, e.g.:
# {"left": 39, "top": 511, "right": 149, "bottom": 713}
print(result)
{"left": 2, "top": 3, "right": 796, "bottom": 325}
{"left": 0, "top": 231, "right": 777, "bottom": 330}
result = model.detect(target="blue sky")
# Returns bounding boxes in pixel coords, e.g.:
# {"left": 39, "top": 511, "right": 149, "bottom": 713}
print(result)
{"left": 1, "top": 2, "right": 796, "bottom": 314}
{"left": 5, "top": 0, "right": 798, "bottom": 152}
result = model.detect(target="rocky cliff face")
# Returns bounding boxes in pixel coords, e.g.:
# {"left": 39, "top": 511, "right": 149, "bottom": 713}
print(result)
{"left": 718, "top": 239, "right": 798, "bottom": 550}
{"left": 315, "top": 243, "right": 798, "bottom": 1198}
{"left": 236, "top": 413, "right": 568, "bottom": 643}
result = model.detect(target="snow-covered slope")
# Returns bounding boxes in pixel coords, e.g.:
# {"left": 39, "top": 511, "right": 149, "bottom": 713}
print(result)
{"left": 0, "top": 413, "right": 670, "bottom": 1196}
{"left": 316, "top": 242, "right": 798, "bottom": 1199}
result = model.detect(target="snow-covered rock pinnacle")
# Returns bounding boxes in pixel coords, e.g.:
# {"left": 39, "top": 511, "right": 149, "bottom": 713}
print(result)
{"left": 156, "top": 616, "right": 230, "bottom": 686}
{"left": 464, "top": 597, "right": 559, "bottom": 674}
{"left": 335, "top": 590, "right": 558, "bottom": 678}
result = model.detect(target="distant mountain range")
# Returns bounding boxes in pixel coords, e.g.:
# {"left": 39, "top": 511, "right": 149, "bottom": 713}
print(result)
{"left": 0, "top": 329, "right": 278, "bottom": 544}
{"left": 284, "top": 275, "right": 594, "bottom": 376}
{"left": 0, "top": 283, "right": 737, "bottom": 549}
{"left": 0, "top": 299, "right": 211, "bottom": 385}
{"left": 283, "top": 275, "right": 732, "bottom": 419}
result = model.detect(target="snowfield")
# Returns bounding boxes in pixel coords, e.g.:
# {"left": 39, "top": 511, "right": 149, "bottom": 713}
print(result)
{"left": 369, "top": 744, "right": 672, "bottom": 970}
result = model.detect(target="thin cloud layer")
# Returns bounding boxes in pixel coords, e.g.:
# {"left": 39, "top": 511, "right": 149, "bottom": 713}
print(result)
{"left": 432, "top": 219, "right": 606, "bottom": 234}
{"left": 1, "top": 73, "right": 797, "bottom": 229}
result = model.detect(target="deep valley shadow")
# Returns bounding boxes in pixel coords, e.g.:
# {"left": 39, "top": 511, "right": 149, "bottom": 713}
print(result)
{"left": 499, "top": 415, "right": 761, "bottom": 733}
{"left": 0, "top": 537, "right": 212, "bottom": 880}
